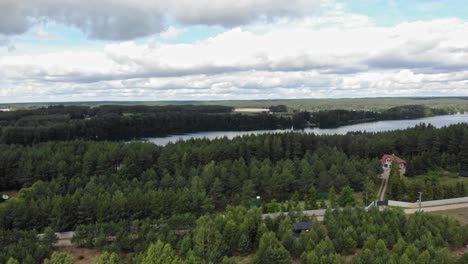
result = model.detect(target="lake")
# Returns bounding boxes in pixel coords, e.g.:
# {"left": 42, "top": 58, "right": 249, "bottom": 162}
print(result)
{"left": 144, "top": 114, "right": 468, "bottom": 146}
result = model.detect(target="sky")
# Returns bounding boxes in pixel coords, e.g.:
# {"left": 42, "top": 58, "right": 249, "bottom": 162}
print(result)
{"left": 1, "top": 0, "right": 468, "bottom": 103}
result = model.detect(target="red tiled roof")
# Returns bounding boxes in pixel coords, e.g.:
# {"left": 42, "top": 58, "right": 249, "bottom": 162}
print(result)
{"left": 380, "top": 154, "right": 406, "bottom": 164}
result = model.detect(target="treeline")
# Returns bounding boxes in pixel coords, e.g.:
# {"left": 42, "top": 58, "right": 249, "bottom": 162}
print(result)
{"left": 1, "top": 124, "right": 468, "bottom": 262}
{"left": 72, "top": 207, "right": 468, "bottom": 263}
{"left": 1, "top": 123, "right": 468, "bottom": 193}
{"left": 311, "top": 105, "right": 450, "bottom": 128}
{"left": 388, "top": 165, "right": 467, "bottom": 202}
{"left": 0, "top": 104, "right": 454, "bottom": 144}
{"left": 3, "top": 207, "right": 468, "bottom": 263}
{"left": 0, "top": 105, "right": 297, "bottom": 144}
{"left": 0, "top": 145, "right": 381, "bottom": 232}
{"left": 1, "top": 124, "right": 468, "bottom": 231}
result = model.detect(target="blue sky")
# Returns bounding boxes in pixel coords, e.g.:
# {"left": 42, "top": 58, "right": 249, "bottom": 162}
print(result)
{"left": 1, "top": 0, "right": 468, "bottom": 102}
{"left": 344, "top": 0, "right": 468, "bottom": 24}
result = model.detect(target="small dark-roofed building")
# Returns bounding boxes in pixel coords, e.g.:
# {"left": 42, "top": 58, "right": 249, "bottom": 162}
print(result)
{"left": 293, "top": 222, "right": 313, "bottom": 233}
{"left": 460, "top": 171, "right": 468, "bottom": 177}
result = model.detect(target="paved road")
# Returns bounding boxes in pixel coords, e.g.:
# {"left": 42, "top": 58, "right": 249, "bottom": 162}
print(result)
{"left": 262, "top": 198, "right": 468, "bottom": 222}
{"left": 404, "top": 202, "right": 468, "bottom": 214}
{"left": 44, "top": 201, "right": 468, "bottom": 247}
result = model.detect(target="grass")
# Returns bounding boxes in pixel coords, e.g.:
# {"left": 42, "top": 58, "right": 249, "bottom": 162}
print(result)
{"left": 429, "top": 209, "right": 468, "bottom": 225}
{"left": 403, "top": 170, "right": 468, "bottom": 186}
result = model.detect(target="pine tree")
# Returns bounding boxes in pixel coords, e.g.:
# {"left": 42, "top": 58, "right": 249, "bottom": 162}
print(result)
{"left": 415, "top": 250, "right": 430, "bottom": 264}
{"left": 93, "top": 252, "right": 121, "bottom": 264}
{"left": 43, "top": 253, "right": 73, "bottom": 264}
{"left": 41, "top": 227, "right": 58, "bottom": 246}
{"left": 6, "top": 258, "right": 20, "bottom": 264}
{"left": 142, "top": 240, "right": 184, "bottom": 264}
{"left": 460, "top": 133, "right": 468, "bottom": 171}
{"left": 251, "top": 232, "right": 291, "bottom": 264}
{"left": 337, "top": 186, "right": 355, "bottom": 207}
{"left": 306, "top": 186, "right": 318, "bottom": 210}
{"left": 193, "top": 216, "right": 226, "bottom": 263}
{"left": 329, "top": 186, "right": 337, "bottom": 208}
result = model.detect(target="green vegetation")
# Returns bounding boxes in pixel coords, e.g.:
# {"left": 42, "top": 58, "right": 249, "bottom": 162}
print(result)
{"left": 388, "top": 169, "right": 468, "bottom": 201}
{"left": 430, "top": 209, "right": 468, "bottom": 226}
{"left": 311, "top": 105, "right": 450, "bottom": 128}
{"left": 0, "top": 105, "right": 295, "bottom": 144}
{"left": 1, "top": 111, "right": 468, "bottom": 263}
{"left": 0, "top": 103, "right": 457, "bottom": 144}
{"left": 3, "top": 97, "right": 468, "bottom": 112}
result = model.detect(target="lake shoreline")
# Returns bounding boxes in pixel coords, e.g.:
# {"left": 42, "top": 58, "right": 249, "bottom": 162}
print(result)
{"left": 142, "top": 113, "right": 468, "bottom": 146}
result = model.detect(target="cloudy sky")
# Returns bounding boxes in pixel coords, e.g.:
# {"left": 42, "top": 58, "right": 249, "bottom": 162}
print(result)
{"left": 1, "top": 0, "right": 468, "bottom": 102}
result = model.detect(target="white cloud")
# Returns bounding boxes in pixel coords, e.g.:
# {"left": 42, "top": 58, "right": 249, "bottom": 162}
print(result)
{"left": 0, "top": 0, "right": 322, "bottom": 40}
{"left": 2, "top": 13, "right": 468, "bottom": 102}
{"left": 35, "top": 27, "right": 57, "bottom": 41}
{"left": 159, "top": 26, "right": 187, "bottom": 40}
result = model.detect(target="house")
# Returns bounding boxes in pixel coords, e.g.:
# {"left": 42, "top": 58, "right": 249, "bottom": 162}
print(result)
{"left": 293, "top": 222, "right": 313, "bottom": 233}
{"left": 381, "top": 154, "right": 406, "bottom": 176}
{"left": 460, "top": 171, "right": 468, "bottom": 177}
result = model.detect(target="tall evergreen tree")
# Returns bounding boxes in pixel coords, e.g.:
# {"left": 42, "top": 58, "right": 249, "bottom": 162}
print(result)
{"left": 329, "top": 186, "right": 337, "bottom": 208}
{"left": 251, "top": 232, "right": 291, "bottom": 264}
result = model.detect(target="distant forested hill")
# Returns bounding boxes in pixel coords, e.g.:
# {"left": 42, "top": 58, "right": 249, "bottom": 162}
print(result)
{"left": 0, "top": 105, "right": 295, "bottom": 144}
{"left": 0, "top": 103, "right": 455, "bottom": 144}
{"left": 312, "top": 105, "right": 449, "bottom": 128}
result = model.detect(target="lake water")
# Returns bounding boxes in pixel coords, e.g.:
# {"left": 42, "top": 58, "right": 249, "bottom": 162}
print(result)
{"left": 144, "top": 114, "right": 468, "bottom": 146}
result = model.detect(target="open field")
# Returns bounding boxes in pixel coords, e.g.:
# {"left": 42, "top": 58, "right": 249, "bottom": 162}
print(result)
{"left": 2, "top": 97, "right": 468, "bottom": 112}
{"left": 429, "top": 208, "right": 468, "bottom": 225}
{"left": 404, "top": 170, "right": 468, "bottom": 185}
{"left": 233, "top": 108, "right": 270, "bottom": 113}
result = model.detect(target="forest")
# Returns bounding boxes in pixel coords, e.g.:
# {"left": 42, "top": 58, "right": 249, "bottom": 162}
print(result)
{"left": 311, "top": 105, "right": 450, "bottom": 128}
{"left": 0, "top": 104, "right": 452, "bottom": 144}
{"left": 1, "top": 121, "right": 468, "bottom": 263}
{"left": 0, "top": 105, "right": 294, "bottom": 145}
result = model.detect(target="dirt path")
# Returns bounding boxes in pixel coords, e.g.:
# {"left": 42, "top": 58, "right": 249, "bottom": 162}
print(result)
{"left": 376, "top": 171, "right": 389, "bottom": 201}
{"left": 379, "top": 177, "right": 388, "bottom": 201}
{"left": 376, "top": 179, "right": 384, "bottom": 201}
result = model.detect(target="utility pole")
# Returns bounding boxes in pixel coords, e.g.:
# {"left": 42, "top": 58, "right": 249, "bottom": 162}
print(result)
{"left": 418, "top": 192, "right": 422, "bottom": 212}
{"left": 365, "top": 177, "right": 369, "bottom": 207}
{"left": 366, "top": 190, "right": 368, "bottom": 207}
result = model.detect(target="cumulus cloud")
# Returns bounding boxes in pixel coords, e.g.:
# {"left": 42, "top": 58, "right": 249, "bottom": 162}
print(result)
{"left": 0, "top": 0, "right": 322, "bottom": 40}
{"left": 2, "top": 14, "right": 468, "bottom": 102}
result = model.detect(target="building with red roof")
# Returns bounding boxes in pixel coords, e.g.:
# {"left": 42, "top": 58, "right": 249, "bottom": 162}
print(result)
{"left": 381, "top": 154, "right": 407, "bottom": 176}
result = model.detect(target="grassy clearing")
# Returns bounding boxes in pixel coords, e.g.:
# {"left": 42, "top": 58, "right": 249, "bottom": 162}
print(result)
{"left": 404, "top": 170, "right": 468, "bottom": 186}
{"left": 429, "top": 209, "right": 468, "bottom": 225}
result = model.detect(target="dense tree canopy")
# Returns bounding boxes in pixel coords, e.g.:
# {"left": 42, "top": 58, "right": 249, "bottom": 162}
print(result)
{"left": 0, "top": 112, "right": 467, "bottom": 263}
